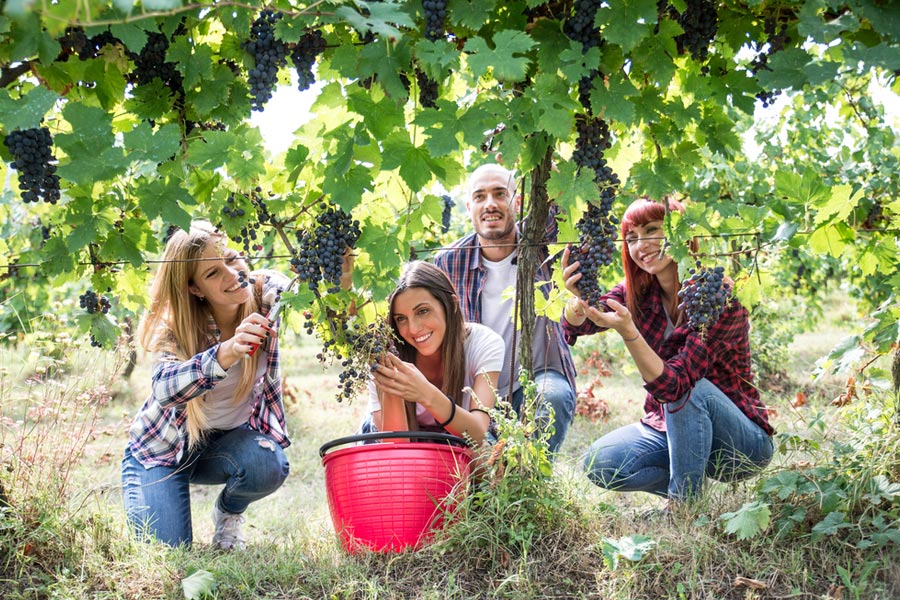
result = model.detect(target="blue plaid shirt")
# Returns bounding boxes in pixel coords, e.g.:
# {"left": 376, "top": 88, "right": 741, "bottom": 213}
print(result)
{"left": 434, "top": 205, "right": 577, "bottom": 396}
{"left": 127, "top": 272, "right": 291, "bottom": 468}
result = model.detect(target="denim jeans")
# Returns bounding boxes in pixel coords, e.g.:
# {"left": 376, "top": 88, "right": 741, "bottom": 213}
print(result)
{"left": 510, "top": 369, "right": 576, "bottom": 454}
{"left": 582, "top": 378, "right": 773, "bottom": 500}
{"left": 121, "top": 426, "right": 290, "bottom": 547}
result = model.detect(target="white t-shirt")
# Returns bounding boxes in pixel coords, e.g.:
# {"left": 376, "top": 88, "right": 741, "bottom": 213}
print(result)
{"left": 203, "top": 349, "right": 268, "bottom": 431}
{"left": 367, "top": 323, "right": 504, "bottom": 428}
{"left": 481, "top": 252, "right": 520, "bottom": 394}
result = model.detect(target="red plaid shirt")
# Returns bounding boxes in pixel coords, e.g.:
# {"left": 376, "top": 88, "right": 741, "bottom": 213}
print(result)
{"left": 562, "top": 280, "right": 774, "bottom": 435}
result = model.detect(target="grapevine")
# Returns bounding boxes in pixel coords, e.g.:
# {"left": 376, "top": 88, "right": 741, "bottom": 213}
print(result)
{"left": 4, "top": 128, "right": 61, "bottom": 204}
{"left": 677, "top": 262, "right": 731, "bottom": 332}
{"left": 290, "top": 29, "right": 327, "bottom": 92}
{"left": 243, "top": 10, "right": 289, "bottom": 111}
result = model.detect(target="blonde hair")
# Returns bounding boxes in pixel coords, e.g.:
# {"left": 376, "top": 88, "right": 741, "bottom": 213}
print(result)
{"left": 137, "top": 221, "right": 263, "bottom": 449}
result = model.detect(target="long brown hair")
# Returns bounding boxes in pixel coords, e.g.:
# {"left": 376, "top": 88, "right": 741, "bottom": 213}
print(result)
{"left": 388, "top": 261, "right": 467, "bottom": 409}
{"left": 620, "top": 197, "right": 686, "bottom": 325}
{"left": 137, "top": 221, "right": 262, "bottom": 448}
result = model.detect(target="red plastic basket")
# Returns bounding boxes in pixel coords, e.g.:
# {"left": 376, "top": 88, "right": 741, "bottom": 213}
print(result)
{"left": 319, "top": 431, "right": 473, "bottom": 553}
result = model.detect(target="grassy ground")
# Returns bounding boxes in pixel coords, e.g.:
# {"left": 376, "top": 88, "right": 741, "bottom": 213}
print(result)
{"left": 2, "top": 297, "right": 899, "bottom": 599}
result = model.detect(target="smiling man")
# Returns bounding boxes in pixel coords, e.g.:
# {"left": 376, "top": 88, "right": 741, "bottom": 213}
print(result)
{"left": 434, "top": 163, "right": 577, "bottom": 454}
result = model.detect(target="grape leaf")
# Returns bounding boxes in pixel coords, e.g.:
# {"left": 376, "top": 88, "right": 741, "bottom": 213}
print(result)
{"left": 0, "top": 87, "right": 59, "bottom": 131}
{"left": 169, "top": 37, "right": 214, "bottom": 90}
{"left": 720, "top": 500, "right": 771, "bottom": 541}
{"left": 598, "top": 0, "right": 657, "bottom": 53}
{"left": 464, "top": 30, "right": 535, "bottom": 83}
{"left": 600, "top": 535, "right": 656, "bottom": 570}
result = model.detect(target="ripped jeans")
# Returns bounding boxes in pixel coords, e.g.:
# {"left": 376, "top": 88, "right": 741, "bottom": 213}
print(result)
{"left": 121, "top": 425, "right": 289, "bottom": 547}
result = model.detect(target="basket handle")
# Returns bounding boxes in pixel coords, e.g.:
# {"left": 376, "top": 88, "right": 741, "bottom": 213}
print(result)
{"left": 318, "top": 431, "right": 471, "bottom": 458}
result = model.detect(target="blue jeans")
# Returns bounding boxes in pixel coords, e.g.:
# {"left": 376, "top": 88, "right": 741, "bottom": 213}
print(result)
{"left": 582, "top": 378, "right": 773, "bottom": 500}
{"left": 510, "top": 369, "right": 576, "bottom": 454}
{"left": 121, "top": 426, "right": 290, "bottom": 547}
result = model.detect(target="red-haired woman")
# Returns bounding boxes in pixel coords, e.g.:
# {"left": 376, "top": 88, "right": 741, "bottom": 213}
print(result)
{"left": 561, "top": 197, "right": 774, "bottom": 505}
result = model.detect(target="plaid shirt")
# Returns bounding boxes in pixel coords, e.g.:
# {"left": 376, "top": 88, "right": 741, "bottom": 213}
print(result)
{"left": 434, "top": 205, "right": 578, "bottom": 395}
{"left": 127, "top": 273, "right": 291, "bottom": 468}
{"left": 562, "top": 280, "right": 774, "bottom": 436}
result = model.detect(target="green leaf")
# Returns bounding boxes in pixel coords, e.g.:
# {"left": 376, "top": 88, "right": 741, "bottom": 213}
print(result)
{"left": 811, "top": 511, "right": 851, "bottom": 539}
{"left": 124, "top": 78, "right": 177, "bottom": 120}
{"left": 720, "top": 500, "right": 771, "bottom": 541}
{"left": 136, "top": 178, "right": 195, "bottom": 231}
{"left": 598, "top": 73, "right": 639, "bottom": 125}
{"left": 756, "top": 48, "right": 814, "bottom": 91}
{"left": 0, "top": 87, "right": 59, "bottom": 131}
{"left": 182, "top": 569, "right": 217, "bottom": 600}
{"left": 523, "top": 73, "right": 579, "bottom": 140}
{"left": 464, "top": 30, "right": 535, "bottom": 83}
{"left": 169, "top": 36, "right": 214, "bottom": 90}
{"left": 812, "top": 184, "right": 860, "bottom": 226}
{"left": 122, "top": 122, "right": 180, "bottom": 168}
{"left": 335, "top": 2, "right": 415, "bottom": 39}
{"left": 598, "top": 0, "right": 657, "bottom": 53}
{"left": 109, "top": 23, "right": 147, "bottom": 53}
{"left": 382, "top": 134, "right": 440, "bottom": 191}
{"left": 600, "top": 535, "right": 656, "bottom": 570}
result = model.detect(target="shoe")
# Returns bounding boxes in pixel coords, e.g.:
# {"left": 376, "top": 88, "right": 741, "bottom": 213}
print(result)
{"left": 211, "top": 504, "right": 246, "bottom": 550}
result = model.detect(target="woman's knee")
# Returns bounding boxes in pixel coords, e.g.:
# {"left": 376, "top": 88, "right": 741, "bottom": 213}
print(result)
{"left": 582, "top": 444, "right": 626, "bottom": 489}
{"left": 244, "top": 440, "right": 290, "bottom": 493}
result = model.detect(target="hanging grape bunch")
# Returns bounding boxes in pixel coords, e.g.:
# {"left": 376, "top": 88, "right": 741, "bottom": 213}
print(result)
{"left": 570, "top": 203, "right": 618, "bottom": 307}
{"left": 79, "top": 290, "right": 111, "bottom": 314}
{"left": 422, "top": 0, "right": 447, "bottom": 41}
{"left": 563, "top": 0, "right": 603, "bottom": 51}
{"left": 243, "top": 10, "right": 288, "bottom": 111}
{"left": 4, "top": 128, "right": 61, "bottom": 204}
{"left": 440, "top": 194, "right": 454, "bottom": 233}
{"left": 129, "top": 31, "right": 184, "bottom": 98}
{"left": 290, "top": 204, "right": 361, "bottom": 294}
{"left": 416, "top": 68, "right": 439, "bottom": 109}
{"left": 569, "top": 115, "right": 621, "bottom": 307}
{"left": 291, "top": 29, "right": 327, "bottom": 92}
{"left": 750, "top": 17, "right": 792, "bottom": 108}
{"left": 677, "top": 262, "right": 731, "bottom": 332}
{"left": 334, "top": 320, "right": 399, "bottom": 402}
{"left": 672, "top": 0, "right": 718, "bottom": 64}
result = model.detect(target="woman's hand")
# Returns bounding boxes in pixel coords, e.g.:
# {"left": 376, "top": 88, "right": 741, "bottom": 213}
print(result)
{"left": 372, "top": 353, "right": 440, "bottom": 406}
{"left": 591, "top": 298, "right": 640, "bottom": 341}
{"left": 218, "top": 313, "right": 274, "bottom": 369}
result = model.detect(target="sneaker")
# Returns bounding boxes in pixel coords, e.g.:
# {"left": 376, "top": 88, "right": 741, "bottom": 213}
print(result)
{"left": 211, "top": 505, "right": 246, "bottom": 550}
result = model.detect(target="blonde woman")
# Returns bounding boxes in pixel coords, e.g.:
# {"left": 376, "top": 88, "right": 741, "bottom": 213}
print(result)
{"left": 122, "top": 222, "right": 291, "bottom": 549}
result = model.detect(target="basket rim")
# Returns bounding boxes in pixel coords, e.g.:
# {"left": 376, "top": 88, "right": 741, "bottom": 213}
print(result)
{"left": 318, "top": 431, "right": 471, "bottom": 458}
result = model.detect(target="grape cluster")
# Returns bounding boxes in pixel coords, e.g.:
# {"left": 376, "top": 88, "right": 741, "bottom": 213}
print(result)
{"left": 243, "top": 10, "right": 288, "bottom": 111}
{"left": 290, "top": 204, "right": 362, "bottom": 293}
{"left": 220, "top": 188, "right": 272, "bottom": 255}
{"left": 58, "top": 28, "right": 121, "bottom": 61}
{"left": 335, "top": 320, "right": 398, "bottom": 402}
{"left": 750, "top": 17, "right": 791, "bottom": 108}
{"left": 573, "top": 116, "right": 619, "bottom": 212}
{"left": 674, "top": 0, "right": 718, "bottom": 63}
{"left": 291, "top": 29, "right": 327, "bottom": 92}
{"left": 564, "top": 0, "right": 603, "bottom": 51}
{"left": 4, "top": 128, "right": 61, "bottom": 204}
{"left": 416, "top": 69, "right": 439, "bottom": 108}
{"left": 440, "top": 194, "right": 454, "bottom": 233}
{"left": 80, "top": 290, "right": 111, "bottom": 314}
{"left": 130, "top": 32, "right": 184, "bottom": 97}
{"left": 677, "top": 262, "right": 731, "bottom": 332}
{"left": 422, "top": 0, "right": 448, "bottom": 41}
{"left": 570, "top": 203, "right": 619, "bottom": 307}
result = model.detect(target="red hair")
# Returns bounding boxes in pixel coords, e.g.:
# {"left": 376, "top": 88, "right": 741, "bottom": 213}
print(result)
{"left": 620, "top": 197, "right": 686, "bottom": 324}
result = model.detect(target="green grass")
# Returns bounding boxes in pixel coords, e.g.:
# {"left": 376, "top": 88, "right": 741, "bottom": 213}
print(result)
{"left": 2, "top": 306, "right": 899, "bottom": 599}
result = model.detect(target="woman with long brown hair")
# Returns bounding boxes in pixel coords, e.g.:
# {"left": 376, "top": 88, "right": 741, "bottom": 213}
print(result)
{"left": 561, "top": 198, "right": 774, "bottom": 507}
{"left": 122, "top": 221, "right": 291, "bottom": 549}
{"left": 364, "top": 261, "right": 504, "bottom": 445}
